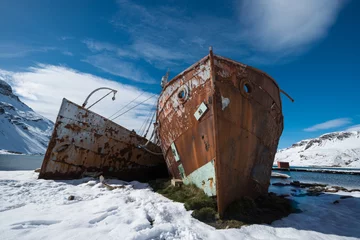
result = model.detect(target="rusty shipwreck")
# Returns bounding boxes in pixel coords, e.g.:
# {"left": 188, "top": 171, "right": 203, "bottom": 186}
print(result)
{"left": 39, "top": 98, "right": 168, "bottom": 181}
{"left": 156, "top": 49, "right": 292, "bottom": 216}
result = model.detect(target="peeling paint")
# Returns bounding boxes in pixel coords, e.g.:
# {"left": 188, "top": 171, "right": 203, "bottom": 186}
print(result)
{"left": 221, "top": 96, "right": 230, "bottom": 110}
{"left": 183, "top": 160, "right": 216, "bottom": 196}
{"left": 157, "top": 52, "right": 284, "bottom": 217}
{"left": 39, "top": 98, "right": 168, "bottom": 181}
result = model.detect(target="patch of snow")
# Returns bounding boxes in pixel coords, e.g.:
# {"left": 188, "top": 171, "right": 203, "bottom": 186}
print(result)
{"left": 271, "top": 172, "right": 290, "bottom": 178}
{"left": 0, "top": 171, "right": 359, "bottom": 240}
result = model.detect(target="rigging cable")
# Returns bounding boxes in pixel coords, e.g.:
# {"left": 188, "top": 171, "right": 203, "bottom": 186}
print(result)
{"left": 108, "top": 92, "right": 145, "bottom": 119}
{"left": 140, "top": 98, "right": 157, "bottom": 136}
{"left": 144, "top": 109, "right": 156, "bottom": 138}
{"left": 111, "top": 94, "right": 156, "bottom": 121}
{"left": 138, "top": 106, "right": 154, "bottom": 136}
{"left": 87, "top": 90, "right": 114, "bottom": 110}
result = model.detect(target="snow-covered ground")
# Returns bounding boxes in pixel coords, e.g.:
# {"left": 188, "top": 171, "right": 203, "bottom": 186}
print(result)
{"left": 0, "top": 171, "right": 359, "bottom": 240}
{"left": 275, "top": 131, "right": 360, "bottom": 168}
{"left": 0, "top": 149, "right": 24, "bottom": 155}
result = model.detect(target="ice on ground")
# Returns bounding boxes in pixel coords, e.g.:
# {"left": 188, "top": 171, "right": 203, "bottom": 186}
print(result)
{"left": 0, "top": 171, "right": 359, "bottom": 240}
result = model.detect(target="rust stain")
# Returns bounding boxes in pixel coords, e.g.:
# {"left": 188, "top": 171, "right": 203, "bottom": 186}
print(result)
{"left": 208, "top": 177, "right": 214, "bottom": 189}
{"left": 156, "top": 51, "right": 284, "bottom": 217}
{"left": 64, "top": 123, "right": 82, "bottom": 132}
{"left": 39, "top": 98, "right": 168, "bottom": 182}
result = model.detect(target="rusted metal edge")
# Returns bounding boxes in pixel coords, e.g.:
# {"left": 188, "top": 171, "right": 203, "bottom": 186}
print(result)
{"left": 209, "top": 48, "right": 223, "bottom": 216}
{"left": 214, "top": 55, "right": 281, "bottom": 92}
{"left": 162, "top": 55, "right": 210, "bottom": 90}
{"left": 214, "top": 55, "right": 284, "bottom": 110}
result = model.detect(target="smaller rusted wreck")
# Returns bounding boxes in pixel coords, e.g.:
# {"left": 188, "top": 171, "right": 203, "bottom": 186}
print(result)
{"left": 39, "top": 98, "right": 168, "bottom": 181}
{"left": 156, "top": 48, "right": 293, "bottom": 217}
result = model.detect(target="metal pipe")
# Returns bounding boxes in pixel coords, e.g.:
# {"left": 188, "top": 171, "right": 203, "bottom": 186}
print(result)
{"left": 280, "top": 89, "right": 294, "bottom": 102}
{"left": 82, "top": 87, "right": 117, "bottom": 108}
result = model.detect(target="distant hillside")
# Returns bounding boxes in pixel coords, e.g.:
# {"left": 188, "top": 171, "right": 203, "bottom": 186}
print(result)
{"left": 0, "top": 79, "right": 53, "bottom": 154}
{"left": 275, "top": 131, "right": 360, "bottom": 168}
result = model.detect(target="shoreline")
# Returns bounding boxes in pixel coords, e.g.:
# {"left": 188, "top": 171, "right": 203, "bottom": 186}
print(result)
{"left": 273, "top": 167, "right": 360, "bottom": 175}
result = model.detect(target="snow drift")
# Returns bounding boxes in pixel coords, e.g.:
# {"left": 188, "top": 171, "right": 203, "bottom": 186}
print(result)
{"left": 0, "top": 171, "right": 359, "bottom": 240}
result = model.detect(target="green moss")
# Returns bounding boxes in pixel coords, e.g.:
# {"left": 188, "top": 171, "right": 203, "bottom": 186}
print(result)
{"left": 149, "top": 179, "right": 217, "bottom": 210}
{"left": 149, "top": 179, "right": 300, "bottom": 229}
{"left": 184, "top": 195, "right": 216, "bottom": 210}
{"left": 191, "top": 207, "right": 217, "bottom": 222}
{"left": 224, "top": 194, "right": 300, "bottom": 224}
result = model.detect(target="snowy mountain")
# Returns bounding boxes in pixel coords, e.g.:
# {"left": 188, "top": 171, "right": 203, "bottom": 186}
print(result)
{"left": 275, "top": 131, "right": 360, "bottom": 168}
{"left": 0, "top": 79, "right": 53, "bottom": 154}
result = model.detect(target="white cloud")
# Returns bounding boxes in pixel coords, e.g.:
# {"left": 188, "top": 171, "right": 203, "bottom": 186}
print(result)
{"left": 239, "top": 0, "right": 346, "bottom": 54}
{"left": 346, "top": 124, "right": 360, "bottom": 132}
{"left": 304, "top": 118, "right": 352, "bottom": 132}
{"left": 1, "top": 65, "right": 158, "bottom": 133}
{"left": 107, "top": 0, "right": 347, "bottom": 66}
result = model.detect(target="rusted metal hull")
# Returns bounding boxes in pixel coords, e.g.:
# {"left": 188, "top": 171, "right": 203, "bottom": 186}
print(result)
{"left": 157, "top": 52, "right": 284, "bottom": 216}
{"left": 39, "top": 98, "right": 168, "bottom": 181}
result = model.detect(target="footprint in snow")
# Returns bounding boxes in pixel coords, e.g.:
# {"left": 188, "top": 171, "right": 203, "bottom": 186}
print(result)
{"left": 11, "top": 220, "right": 61, "bottom": 230}
{"left": 89, "top": 207, "right": 118, "bottom": 224}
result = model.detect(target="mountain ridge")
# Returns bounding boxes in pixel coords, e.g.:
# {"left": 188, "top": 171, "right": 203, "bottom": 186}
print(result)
{"left": 0, "top": 79, "right": 53, "bottom": 154}
{"left": 275, "top": 131, "right": 360, "bottom": 168}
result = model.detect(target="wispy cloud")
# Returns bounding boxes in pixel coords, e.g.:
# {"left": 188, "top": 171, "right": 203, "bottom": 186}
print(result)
{"left": 83, "top": 39, "right": 136, "bottom": 59}
{"left": 304, "top": 118, "right": 352, "bottom": 132}
{"left": 84, "top": 54, "right": 156, "bottom": 84}
{"left": 239, "top": 0, "right": 346, "bottom": 55}
{"left": 58, "top": 36, "right": 74, "bottom": 41}
{"left": 1, "top": 65, "right": 157, "bottom": 132}
{"left": 107, "top": 0, "right": 346, "bottom": 65}
{"left": 0, "top": 44, "right": 55, "bottom": 58}
{"left": 62, "top": 51, "right": 73, "bottom": 56}
{"left": 346, "top": 124, "right": 360, "bottom": 131}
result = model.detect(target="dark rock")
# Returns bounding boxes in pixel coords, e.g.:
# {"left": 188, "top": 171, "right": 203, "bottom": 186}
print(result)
{"left": 272, "top": 182, "right": 287, "bottom": 186}
{"left": 0, "top": 79, "right": 13, "bottom": 96}
{"left": 324, "top": 188, "right": 338, "bottom": 193}
{"left": 68, "top": 195, "right": 75, "bottom": 200}
{"left": 291, "top": 181, "right": 301, "bottom": 187}
{"left": 333, "top": 200, "right": 340, "bottom": 204}
{"left": 350, "top": 189, "right": 360, "bottom": 192}
{"left": 340, "top": 196, "right": 354, "bottom": 199}
{"left": 307, "top": 192, "right": 323, "bottom": 197}
{"left": 304, "top": 139, "right": 321, "bottom": 150}
{"left": 278, "top": 194, "right": 290, "bottom": 198}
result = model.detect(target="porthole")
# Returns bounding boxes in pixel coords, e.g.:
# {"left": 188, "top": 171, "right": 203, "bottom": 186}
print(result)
{"left": 178, "top": 89, "right": 185, "bottom": 99}
{"left": 240, "top": 80, "right": 252, "bottom": 97}
{"left": 177, "top": 86, "right": 189, "bottom": 103}
{"left": 243, "top": 83, "right": 251, "bottom": 93}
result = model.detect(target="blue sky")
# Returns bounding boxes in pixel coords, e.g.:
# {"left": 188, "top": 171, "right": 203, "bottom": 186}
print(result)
{"left": 0, "top": 0, "right": 359, "bottom": 149}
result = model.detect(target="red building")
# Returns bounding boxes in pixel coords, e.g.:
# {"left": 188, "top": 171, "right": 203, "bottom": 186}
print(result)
{"left": 277, "top": 161, "right": 290, "bottom": 169}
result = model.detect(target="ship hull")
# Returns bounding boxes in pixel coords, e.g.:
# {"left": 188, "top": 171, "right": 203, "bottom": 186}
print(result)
{"left": 39, "top": 98, "right": 168, "bottom": 181}
{"left": 157, "top": 53, "right": 283, "bottom": 216}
